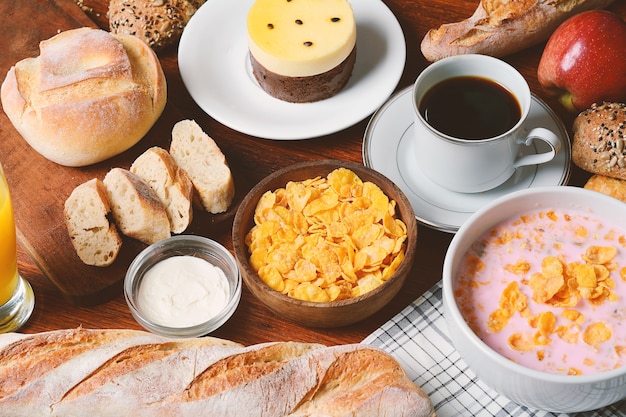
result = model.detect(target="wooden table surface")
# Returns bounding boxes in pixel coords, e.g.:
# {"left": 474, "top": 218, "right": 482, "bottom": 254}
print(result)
{"left": 4, "top": 0, "right": 626, "bottom": 348}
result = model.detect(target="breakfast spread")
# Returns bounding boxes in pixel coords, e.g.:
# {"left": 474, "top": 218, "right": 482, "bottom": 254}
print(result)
{"left": 3, "top": 1, "right": 626, "bottom": 414}
{"left": 456, "top": 207, "right": 626, "bottom": 375}
{"left": 0, "top": 328, "right": 435, "bottom": 417}
{"left": 246, "top": 0, "right": 357, "bottom": 102}
{"left": 420, "top": 0, "right": 615, "bottom": 61}
{"left": 245, "top": 167, "right": 408, "bottom": 302}
{"left": 109, "top": 0, "right": 206, "bottom": 50}
{"left": 0, "top": 27, "right": 166, "bottom": 167}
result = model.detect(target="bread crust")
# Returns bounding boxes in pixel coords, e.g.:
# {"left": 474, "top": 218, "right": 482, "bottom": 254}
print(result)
{"left": 0, "top": 328, "right": 435, "bottom": 417}
{"left": 584, "top": 174, "right": 626, "bottom": 202}
{"left": 170, "top": 120, "right": 235, "bottom": 214}
{"left": 130, "top": 146, "right": 194, "bottom": 234}
{"left": 0, "top": 27, "right": 167, "bottom": 167}
{"left": 420, "top": 0, "right": 615, "bottom": 61}
{"left": 64, "top": 178, "right": 122, "bottom": 267}
{"left": 109, "top": 0, "right": 206, "bottom": 50}
{"left": 572, "top": 102, "right": 626, "bottom": 179}
{"left": 103, "top": 168, "right": 171, "bottom": 244}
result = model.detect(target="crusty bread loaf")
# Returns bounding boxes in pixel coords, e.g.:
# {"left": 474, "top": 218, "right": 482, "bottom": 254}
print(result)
{"left": 64, "top": 178, "right": 122, "bottom": 267}
{"left": 170, "top": 120, "right": 235, "bottom": 214}
{"left": 130, "top": 146, "right": 194, "bottom": 234}
{"left": 109, "top": 0, "right": 206, "bottom": 50}
{"left": 103, "top": 168, "right": 170, "bottom": 245}
{"left": 572, "top": 102, "right": 626, "bottom": 179}
{"left": 0, "top": 27, "right": 166, "bottom": 167}
{"left": 584, "top": 174, "right": 626, "bottom": 202}
{"left": 0, "top": 328, "right": 435, "bottom": 417}
{"left": 420, "top": 0, "right": 614, "bottom": 61}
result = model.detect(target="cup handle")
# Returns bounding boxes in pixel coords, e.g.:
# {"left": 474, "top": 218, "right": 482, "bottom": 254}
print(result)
{"left": 513, "top": 127, "right": 562, "bottom": 168}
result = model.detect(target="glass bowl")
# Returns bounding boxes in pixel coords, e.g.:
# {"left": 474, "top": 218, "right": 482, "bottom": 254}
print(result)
{"left": 124, "top": 235, "right": 241, "bottom": 338}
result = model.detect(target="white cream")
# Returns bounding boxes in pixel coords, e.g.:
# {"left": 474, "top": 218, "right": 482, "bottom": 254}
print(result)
{"left": 137, "top": 255, "right": 230, "bottom": 328}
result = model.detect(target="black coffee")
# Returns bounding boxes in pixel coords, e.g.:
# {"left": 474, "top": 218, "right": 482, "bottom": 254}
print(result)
{"left": 418, "top": 76, "right": 521, "bottom": 140}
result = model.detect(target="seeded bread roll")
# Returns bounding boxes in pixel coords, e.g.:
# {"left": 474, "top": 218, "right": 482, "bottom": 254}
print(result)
{"left": 420, "top": 0, "right": 614, "bottom": 61}
{"left": 170, "top": 120, "right": 235, "bottom": 214}
{"left": 572, "top": 102, "right": 626, "bottom": 180}
{"left": 103, "top": 168, "right": 170, "bottom": 245}
{"left": 0, "top": 328, "right": 435, "bottom": 417}
{"left": 64, "top": 179, "right": 122, "bottom": 267}
{"left": 0, "top": 27, "right": 166, "bottom": 167}
{"left": 130, "top": 146, "right": 194, "bottom": 234}
{"left": 109, "top": 0, "right": 206, "bottom": 50}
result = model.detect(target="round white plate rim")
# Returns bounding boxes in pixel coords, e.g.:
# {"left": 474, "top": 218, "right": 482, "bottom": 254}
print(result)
{"left": 178, "top": 0, "right": 406, "bottom": 140}
{"left": 363, "top": 85, "right": 572, "bottom": 233}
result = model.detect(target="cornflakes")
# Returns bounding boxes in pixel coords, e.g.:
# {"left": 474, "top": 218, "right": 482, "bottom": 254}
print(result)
{"left": 246, "top": 168, "right": 408, "bottom": 302}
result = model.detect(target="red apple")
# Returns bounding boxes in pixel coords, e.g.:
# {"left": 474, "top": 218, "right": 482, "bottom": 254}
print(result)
{"left": 537, "top": 10, "right": 626, "bottom": 113}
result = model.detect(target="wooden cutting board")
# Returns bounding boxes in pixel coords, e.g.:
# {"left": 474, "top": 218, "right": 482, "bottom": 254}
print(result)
{"left": 0, "top": 0, "right": 245, "bottom": 306}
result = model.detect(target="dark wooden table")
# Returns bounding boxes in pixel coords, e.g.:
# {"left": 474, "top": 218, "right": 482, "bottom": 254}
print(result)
{"left": 3, "top": 0, "right": 625, "bottom": 348}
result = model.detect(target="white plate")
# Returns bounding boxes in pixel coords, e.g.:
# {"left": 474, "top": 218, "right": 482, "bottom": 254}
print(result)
{"left": 178, "top": 0, "right": 406, "bottom": 140}
{"left": 363, "top": 86, "right": 572, "bottom": 233}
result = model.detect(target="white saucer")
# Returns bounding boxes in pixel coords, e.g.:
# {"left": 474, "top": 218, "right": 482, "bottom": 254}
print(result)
{"left": 178, "top": 0, "right": 406, "bottom": 140}
{"left": 363, "top": 85, "right": 571, "bottom": 233}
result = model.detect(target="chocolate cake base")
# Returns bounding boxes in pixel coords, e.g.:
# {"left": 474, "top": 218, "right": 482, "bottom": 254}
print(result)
{"left": 250, "top": 48, "right": 357, "bottom": 103}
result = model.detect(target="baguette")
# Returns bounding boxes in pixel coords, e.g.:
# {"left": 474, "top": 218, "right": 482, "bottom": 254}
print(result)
{"left": 103, "top": 167, "right": 171, "bottom": 245}
{"left": 420, "top": 0, "right": 615, "bottom": 61}
{"left": 572, "top": 102, "right": 626, "bottom": 180}
{"left": 0, "top": 27, "right": 166, "bottom": 166}
{"left": 130, "top": 146, "right": 194, "bottom": 234}
{"left": 63, "top": 178, "right": 122, "bottom": 266}
{"left": 0, "top": 328, "right": 435, "bottom": 417}
{"left": 170, "top": 120, "right": 235, "bottom": 214}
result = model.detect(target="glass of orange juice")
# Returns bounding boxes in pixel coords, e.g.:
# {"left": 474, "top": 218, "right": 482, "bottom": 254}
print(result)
{"left": 0, "top": 163, "right": 34, "bottom": 332}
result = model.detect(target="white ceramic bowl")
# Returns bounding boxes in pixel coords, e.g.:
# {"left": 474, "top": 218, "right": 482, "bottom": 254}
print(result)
{"left": 125, "top": 235, "right": 242, "bottom": 338}
{"left": 443, "top": 186, "right": 626, "bottom": 413}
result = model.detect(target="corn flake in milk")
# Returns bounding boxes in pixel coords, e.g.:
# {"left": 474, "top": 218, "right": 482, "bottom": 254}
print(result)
{"left": 456, "top": 209, "right": 626, "bottom": 375}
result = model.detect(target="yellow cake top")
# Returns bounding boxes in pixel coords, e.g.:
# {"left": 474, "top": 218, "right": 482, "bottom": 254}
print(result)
{"left": 247, "top": 0, "right": 356, "bottom": 77}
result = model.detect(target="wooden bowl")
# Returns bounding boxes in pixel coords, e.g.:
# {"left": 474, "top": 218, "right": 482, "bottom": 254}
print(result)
{"left": 232, "top": 160, "right": 417, "bottom": 328}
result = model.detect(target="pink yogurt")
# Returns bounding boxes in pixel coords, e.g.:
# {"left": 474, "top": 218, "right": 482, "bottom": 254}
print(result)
{"left": 456, "top": 208, "right": 626, "bottom": 375}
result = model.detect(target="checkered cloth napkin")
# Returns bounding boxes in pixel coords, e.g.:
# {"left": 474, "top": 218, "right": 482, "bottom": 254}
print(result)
{"left": 362, "top": 281, "right": 626, "bottom": 417}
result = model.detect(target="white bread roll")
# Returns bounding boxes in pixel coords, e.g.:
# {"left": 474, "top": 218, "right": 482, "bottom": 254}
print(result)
{"left": 170, "top": 120, "right": 235, "bottom": 214}
{"left": 0, "top": 328, "right": 435, "bottom": 417}
{"left": 130, "top": 146, "right": 194, "bottom": 234}
{"left": 0, "top": 27, "right": 167, "bottom": 167}
{"left": 103, "top": 168, "right": 170, "bottom": 245}
{"left": 64, "top": 178, "right": 122, "bottom": 267}
{"left": 420, "top": 0, "right": 615, "bottom": 61}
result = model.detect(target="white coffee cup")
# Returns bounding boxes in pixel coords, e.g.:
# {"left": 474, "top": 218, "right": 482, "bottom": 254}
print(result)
{"left": 412, "top": 54, "right": 561, "bottom": 193}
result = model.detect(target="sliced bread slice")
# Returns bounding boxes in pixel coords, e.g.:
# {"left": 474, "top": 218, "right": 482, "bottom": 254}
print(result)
{"left": 103, "top": 167, "right": 170, "bottom": 245}
{"left": 170, "top": 119, "right": 235, "bottom": 214}
{"left": 130, "top": 146, "right": 194, "bottom": 234}
{"left": 64, "top": 178, "right": 122, "bottom": 267}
